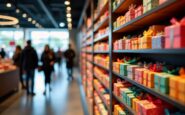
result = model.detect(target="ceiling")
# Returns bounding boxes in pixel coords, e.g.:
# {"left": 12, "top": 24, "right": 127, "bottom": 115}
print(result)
{"left": 0, "top": 0, "right": 85, "bottom": 28}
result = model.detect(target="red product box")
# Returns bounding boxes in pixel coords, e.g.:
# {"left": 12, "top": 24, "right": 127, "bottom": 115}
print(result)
{"left": 135, "top": 5, "right": 143, "bottom": 17}
{"left": 118, "top": 39, "right": 126, "bottom": 50}
{"left": 165, "top": 18, "right": 185, "bottom": 48}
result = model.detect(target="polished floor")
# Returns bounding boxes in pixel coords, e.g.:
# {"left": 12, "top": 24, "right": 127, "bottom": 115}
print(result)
{"left": 0, "top": 63, "right": 87, "bottom": 115}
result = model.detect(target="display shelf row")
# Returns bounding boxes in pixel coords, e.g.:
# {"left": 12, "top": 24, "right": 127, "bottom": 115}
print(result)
{"left": 112, "top": 71, "right": 185, "bottom": 111}
{"left": 94, "top": 33, "right": 109, "bottom": 43}
{"left": 94, "top": 74, "right": 109, "bottom": 91}
{"left": 113, "top": 49, "right": 185, "bottom": 54}
{"left": 94, "top": 84, "right": 110, "bottom": 111}
{"left": 94, "top": 1, "right": 108, "bottom": 22}
{"left": 94, "top": 17, "right": 109, "bottom": 32}
{"left": 93, "top": 62, "right": 109, "bottom": 71}
{"left": 113, "top": 0, "right": 185, "bottom": 33}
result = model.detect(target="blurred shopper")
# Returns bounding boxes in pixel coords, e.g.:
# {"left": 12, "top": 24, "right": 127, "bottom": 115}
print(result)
{"left": 56, "top": 48, "right": 62, "bottom": 67}
{"left": 64, "top": 44, "right": 75, "bottom": 80}
{"left": 21, "top": 40, "right": 38, "bottom": 96}
{"left": 41, "top": 45, "right": 55, "bottom": 95}
{"left": 0, "top": 48, "right": 6, "bottom": 59}
{"left": 50, "top": 48, "right": 56, "bottom": 73}
{"left": 13, "top": 45, "right": 25, "bottom": 89}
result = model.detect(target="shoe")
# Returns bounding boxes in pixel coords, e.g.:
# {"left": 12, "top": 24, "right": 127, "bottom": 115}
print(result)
{"left": 22, "top": 86, "right": 26, "bottom": 90}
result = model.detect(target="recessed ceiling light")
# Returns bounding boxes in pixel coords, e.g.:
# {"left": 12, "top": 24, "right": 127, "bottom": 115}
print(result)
{"left": 32, "top": 20, "right": 36, "bottom": 24}
{"left": 67, "top": 18, "right": 72, "bottom": 22}
{"left": 16, "top": 9, "right": 20, "bottom": 13}
{"left": 22, "top": 13, "right": 27, "bottom": 18}
{"left": 6, "top": 3, "right": 12, "bottom": 8}
{"left": 66, "top": 13, "right": 71, "bottom": 18}
{"left": 59, "top": 22, "right": 65, "bottom": 27}
{"left": 28, "top": 17, "right": 32, "bottom": 22}
{"left": 64, "top": 1, "right": 70, "bottom": 5}
{"left": 66, "top": 6, "right": 71, "bottom": 11}
{"left": 68, "top": 23, "right": 72, "bottom": 27}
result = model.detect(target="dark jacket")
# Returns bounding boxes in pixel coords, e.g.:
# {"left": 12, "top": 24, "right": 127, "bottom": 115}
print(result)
{"left": 41, "top": 51, "right": 53, "bottom": 70}
{"left": 64, "top": 49, "right": 75, "bottom": 68}
{"left": 21, "top": 46, "right": 38, "bottom": 71}
{"left": 0, "top": 50, "right": 6, "bottom": 58}
{"left": 13, "top": 51, "right": 22, "bottom": 67}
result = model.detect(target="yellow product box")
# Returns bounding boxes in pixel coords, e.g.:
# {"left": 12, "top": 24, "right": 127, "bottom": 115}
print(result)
{"left": 132, "top": 98, "right": 139, "bottom": 111}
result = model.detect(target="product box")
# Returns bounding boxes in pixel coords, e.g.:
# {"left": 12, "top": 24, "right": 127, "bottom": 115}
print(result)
{"left": 127, "top": 65, "right": 140, "bottom": 80}
{"left": 120, "top": 63, "right": 129, "bottom": 76}
{"left": 159, "top": 0, "right": 167, "bottom": 5}
{"left": 152, "top": 35, "right": 165, "bottom": 49}
{"left": 165, "top": 21, "right": 185, "bottom": 48}
{"left": 135, "top": 5, "right": 143, "bottom": 17}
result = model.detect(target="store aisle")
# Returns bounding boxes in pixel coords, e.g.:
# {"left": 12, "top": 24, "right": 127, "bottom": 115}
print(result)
{"left": 0, "top": 63, "right": 85, "bottom": 115}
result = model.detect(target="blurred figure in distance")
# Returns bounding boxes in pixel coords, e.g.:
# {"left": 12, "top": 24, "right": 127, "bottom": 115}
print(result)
{"left": 13, "top": 45, "right": 25, "bottom": 89}
{"left": 0, "top": 48, "right": 6, "bottom": 59}
{"left": 41, "top": 45, "right": 55, "bottom": 95}
{"left": 64, "top": 44, "right": 75, "bottom": 80}
{"left": 21, "top": 40, "right": 38, "bottom": 96}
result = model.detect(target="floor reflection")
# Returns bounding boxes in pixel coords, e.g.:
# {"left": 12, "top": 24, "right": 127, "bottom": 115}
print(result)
{"left": 0, "top": 62, "right": 83, "bottom": 115}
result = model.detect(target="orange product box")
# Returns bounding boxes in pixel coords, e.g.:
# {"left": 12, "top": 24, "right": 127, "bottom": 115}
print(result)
{"left": 143, "top": 70, "right": 149, "bottom": 86}
{"left": 178, "top": 78, "right": 185, "bottom": 93}
{"left": 178, "top": 92, "right": 185, "bottom": 104}
{"left": 169, "top": 88, "right": 178, "bottom": 99}
{"left": 147, "top": 71, "right": 156, "bottom": 88}
{"left": 132, "top": 98, "right": 139, "bottom": 111}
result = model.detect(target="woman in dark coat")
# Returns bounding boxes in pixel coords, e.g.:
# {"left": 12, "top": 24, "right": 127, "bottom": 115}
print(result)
{"left": 13, "top": 45, "right": 25, "bottom": 89}
{"left": 41, "top": 45, "right": 55, "bottom": 95}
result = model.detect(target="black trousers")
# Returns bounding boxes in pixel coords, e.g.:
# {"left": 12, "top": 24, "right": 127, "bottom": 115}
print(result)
{"left": 26, "top": 70, "right": 35, "bottom": 94}
{"left": 44, "top": 69, "right": 52, "bottom": 84}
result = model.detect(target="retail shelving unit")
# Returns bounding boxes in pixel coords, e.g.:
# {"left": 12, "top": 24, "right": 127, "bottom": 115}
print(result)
{"left": 78, "top": 0, "right": 185, "bottom": 114}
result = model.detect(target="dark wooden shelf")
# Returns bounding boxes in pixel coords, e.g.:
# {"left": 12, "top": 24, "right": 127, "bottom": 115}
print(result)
{"left": 93, "top": 62, "right": 109, "bottom": 71}
{"left": 113, "top": 93, "right": 135, "bottom": 115}
{"left": 94, "top": 74, "right": 109, "bottom": 90}
{"left": 94, "top": 51, "right": 109, "bottom": 54}
{"left": 113, "top": 0, "right": 140, "bottom": 13}
{"left": 94, "top": 84, "right": 110, "bottom": 111}
{"left": 113, "top": 0, "right": 185, "bottom": 33}
{"left": 94, "top": 17, "right": 109, "bottom": 32}
{"left": 113, "top": 49, "right": 185, "bottom": 54}
{"left": 94, "top": 1, "right": 109, "bottom": 22}
{"left": 94, "top": 33, "right": 109, "bottom": 43}
{"left": 113, "top": 71, "right": 185, "bottom": 111}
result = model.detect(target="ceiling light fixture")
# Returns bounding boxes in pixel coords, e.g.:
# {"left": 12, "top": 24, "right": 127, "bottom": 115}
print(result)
{"left": 68, "top": 23, "right": 72, "bottom": 27}
{"left": 0, "top": 15, "right": 19, "bottom": 26}
{"left": 16, "top": 9, "right": 20, "bottom": 13}
{"left": 67, "top": 18, "right": 72, "bottom": 22}
{"left": 22, "top": 13, "right": 27, "bottom": 18}
{"left": 66, "top": 6, "right": 71, "bottom": 11}
{"left": 32, "top": 20, "right": 36, "bottom": 24}
{"left": 59, "top": 22, "right": 65, "bottom": 27}
{"left": 66, "top": 13, "right": 71, "bottom": 18}
{"left": 64, "top": 1, "right": 70, "bottom": 5}
{"left": 6, "top": 3, "right": 12, "bottom": 8}
{"left": 28, "top": 17, "right": 32, "bottom": 22}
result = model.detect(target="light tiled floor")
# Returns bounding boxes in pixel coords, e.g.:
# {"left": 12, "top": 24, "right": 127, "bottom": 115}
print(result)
{"left": 0, "top": 62, "right": 84, "bottom": 115}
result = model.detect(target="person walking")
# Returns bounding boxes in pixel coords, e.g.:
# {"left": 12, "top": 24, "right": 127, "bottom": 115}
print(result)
{"left": 64, "top": 44, "right": 75, "bottom": 80}
{"left": 21, "top": 40, "right": 38, "bottom": 96}
{"left": 41, "top": 45, "right": 55, "bottom": 95}
{"left": 56, "top": 48, "right": 62, "bottom": 67}
{"left": 0, "top": 48, "right": 6, "bottom": 59}
{"left": 13, "top": 45, "right": 25, "bottom": 89}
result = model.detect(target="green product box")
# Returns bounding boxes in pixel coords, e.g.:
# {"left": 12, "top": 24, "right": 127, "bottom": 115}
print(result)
{"left": 114, "top": 21, "right": 117, "bottom": 29}
{"left": 159, "top": 75, "right": 169, "bottom": 86}
{"left": 113, "top": 2, "right": 116, "bottom": 11}
{"left": 119, "top": 110, "right": 126, "bottom": 115}
{"left": 127, "top": 94, "right": 135, "bottom": 107}
{"left": 120, "top": 64, "right": 129, "bottom": 76}
{"left": 160, "top": 85, "right": 169, "bottom": 94}
{"left": 121, "top": 88, "right": 129, "bottom": 100}
{"left": 123, "top": 90, "right": 133, "bottom": 103}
